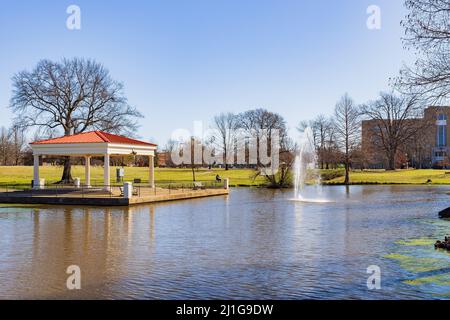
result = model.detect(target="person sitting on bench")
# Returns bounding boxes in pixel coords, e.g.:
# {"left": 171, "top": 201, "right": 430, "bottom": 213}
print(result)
{"left": 216, "top": 174, "right": 222, "bottom": 182}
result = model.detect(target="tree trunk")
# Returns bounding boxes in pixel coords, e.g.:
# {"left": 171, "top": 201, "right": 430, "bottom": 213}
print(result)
{"left": 344, "top": 158, "right": 350, "bottom": 185}
{"left": 60, "top": 128, "right": 74, "bottom": 183}
{"left": 60, "top": 156, "right": 73, "bottom": 183}
{"left": 224, "top": 146, "right": 229, "bottom": 170}
{"left": 387, "top": 150, "right": 396, "bottom": 171}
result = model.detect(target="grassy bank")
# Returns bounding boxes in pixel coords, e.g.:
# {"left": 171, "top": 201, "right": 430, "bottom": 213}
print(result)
{"left": 323, "top": 169, "right": 450, "bottom": 185}
{"left": 1, "top": 166, "right": 450, "bottom": 187}
{"left": 0, "top": 166, "right": 265, "bottom": 187}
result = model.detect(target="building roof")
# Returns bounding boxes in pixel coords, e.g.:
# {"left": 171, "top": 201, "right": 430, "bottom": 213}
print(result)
{"left": 31, "top": 131, "right": 157, "bottom": 147}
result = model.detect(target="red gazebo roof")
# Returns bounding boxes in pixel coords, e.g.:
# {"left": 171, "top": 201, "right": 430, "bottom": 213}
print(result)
{"left": 31, "top": 131, "right": 157, "bottom": 146}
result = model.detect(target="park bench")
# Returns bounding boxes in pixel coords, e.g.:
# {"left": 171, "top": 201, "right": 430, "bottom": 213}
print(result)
{"left": 193, "top": 182, "right": 205, "bottom": 190}
{"left": 119, "top": 186, "right": 139, "bottom": 197}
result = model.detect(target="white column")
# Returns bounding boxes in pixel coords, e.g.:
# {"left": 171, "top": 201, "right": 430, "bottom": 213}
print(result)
{"left": 223, "top": 178, "right": 229, "bottom": 190}
{"left": 85, "top": 156, "right": 91, "bottom": 187}
{"left": 104, "top": 154, "right": 110, "bottom": 191}
{"left": 149, "top": 155, "right": 155, "bottom": 188}
{"left": 33, "top": 154, "right": 40, "bottom": 189}
{"left": 123, "top": 182, "right": 133, "bottom": 198}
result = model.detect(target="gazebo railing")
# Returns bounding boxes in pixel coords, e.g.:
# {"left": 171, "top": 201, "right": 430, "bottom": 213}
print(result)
{"left": 0, "top": 184, "right": 123, "bottom": 198}
{"left": 0, "top": 180, "right": 225, "bottom": 199}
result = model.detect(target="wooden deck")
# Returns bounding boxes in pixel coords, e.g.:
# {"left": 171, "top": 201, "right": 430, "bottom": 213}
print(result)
{"left": 0, "top": 187, "right": 229, "bottom": 206}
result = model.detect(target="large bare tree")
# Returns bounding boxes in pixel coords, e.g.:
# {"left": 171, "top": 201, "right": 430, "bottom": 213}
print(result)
{"left": 9, "top": 58, "right": 142, "bottom": 183}
{"left": 297, "top": 115, "right": 336, "bottom": 169}
{"left": 397, "top": 0, "right": 450, "bottom": 101}
{"left": 239, "top": 109, "right": 288, "bottom": 140}
{"left": 211, "top": 112, "right": 239, "bottom": 170}
{"left": 360, "top": 92, "right": 424, "bottom": 170}
{"left": 313, "top": 115, "right": 334, "bottom": 169}
{"left": 238, "top": 108, "right": 292, "bottom": 187}
{"left": 333, "top": 94, "right": 360, "bottom": 185}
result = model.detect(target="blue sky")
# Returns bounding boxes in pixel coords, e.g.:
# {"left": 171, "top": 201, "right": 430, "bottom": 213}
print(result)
{"left": 0, "top": 0, "right": 413, "bottom": 146}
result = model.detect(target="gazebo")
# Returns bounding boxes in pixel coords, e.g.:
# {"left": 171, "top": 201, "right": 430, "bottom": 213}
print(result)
{"left": 30, "top": 131, "right": 157, "bottom": 190}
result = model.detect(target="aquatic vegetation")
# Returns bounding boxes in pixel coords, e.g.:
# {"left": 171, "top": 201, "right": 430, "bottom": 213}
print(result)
{"left": 404, "top": 273, "right": 450, "bottom": 286}
{"left": 385, "top": 253, "right": 449, "bottom": 273}
{"left": 395, "top": 238, "right": 435, "bottom": 246}
{"left": 433, "top": 292, "right": 450, "bottom": 298}
{"left": 388, "top": 217, "right": 450, "bottom": 293}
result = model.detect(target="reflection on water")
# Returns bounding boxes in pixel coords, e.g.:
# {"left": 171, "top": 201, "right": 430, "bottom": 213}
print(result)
{"left": 0, "top": 186, "right": 449, "bottom": 299}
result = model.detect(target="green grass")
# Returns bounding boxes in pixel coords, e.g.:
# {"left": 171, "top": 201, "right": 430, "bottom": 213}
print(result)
{"left": 0, "top": 166, "right": 265, "bottom": 187}
{"left": 2, "top": 166, "right": 450, "bottom": 187}
{"left": 323, "top": 169, "right": 450, "bottom": 185}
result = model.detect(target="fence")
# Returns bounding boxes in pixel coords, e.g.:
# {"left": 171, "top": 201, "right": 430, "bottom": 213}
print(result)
{"left": 0, "top": 180, "right": 226, "bottom": 199}
{"left": 0, "top": 184, "right": 122, "bottom": 198}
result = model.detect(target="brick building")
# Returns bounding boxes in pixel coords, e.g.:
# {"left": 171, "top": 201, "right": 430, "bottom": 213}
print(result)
{"left": 156, "top": 151, "right": 170, "bottom": 167}
{"left": 361, "top": 106, "right": 450, "bottom": 169}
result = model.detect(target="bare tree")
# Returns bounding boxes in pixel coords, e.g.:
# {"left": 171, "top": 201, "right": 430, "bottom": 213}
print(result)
{"left": 238, "top": 108, "right": 292, "bottom": 187}
{"left": 239, "top": 109, "right": 288, "bottom": 145}
{"left": 360, "top": 92, "right": 424, "bottom": 170}
{"left": 406, "top": 127, "right": 432, "bottom": 169}
{"left": 10, "top": 126, "right": 25, "bottom": 165}
{"left": 297, "top": 120, "right": 318, "bottom": 150}
{"left": 258, "top": 138, "right": 295, "bottom": 188}
{"left": 211, "top": 113, "right": 239, "bottom": 170}
{"left": 0, "top": 127, "right": 10, "bottom": 165}
{"left": 298, "top": 115, "right": 335, "bottom": 169}
{"left": 333, "top": 94, "right": 360, "bottom": 185}
{"left": 188, "top": 136, "right": 203, "bottom": 182}
{"left": 0, "top": 126, "right": 26, "bottom": 166}
{"left": 397, "top": 0, "right": 450, "bottom": 101}
{"left": 312, "top": 115, "right": 328, "bottom": 169}
{"left": 9, "top": 58, "right": 142, "bottom": 183}
{"left": 323, "top": 120, "right": 339, "bottom": 169}
{"left": 163, "top": 139, "right": 177, "bottom": 167}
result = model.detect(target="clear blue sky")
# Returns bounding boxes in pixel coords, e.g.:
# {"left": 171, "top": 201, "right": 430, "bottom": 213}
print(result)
{"left": 0, "top": 0, "right": 413, "bottom": 146}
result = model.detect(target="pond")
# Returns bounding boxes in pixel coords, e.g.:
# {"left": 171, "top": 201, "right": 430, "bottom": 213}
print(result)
{"left": 0, "top": 186, "right": 449, "bottom": 299}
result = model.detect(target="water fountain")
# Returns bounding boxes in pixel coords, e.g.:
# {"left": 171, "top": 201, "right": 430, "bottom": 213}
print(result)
{"left": 293, "top": 127, "right": 329, "bottom": 203}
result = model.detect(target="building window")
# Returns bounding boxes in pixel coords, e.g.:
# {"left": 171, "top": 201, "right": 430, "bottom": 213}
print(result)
{"left": 437, "top": 114, "right": 447, "bottom": 147}
{"left": 437, "top": 125, "right": 446, "bottom": 147}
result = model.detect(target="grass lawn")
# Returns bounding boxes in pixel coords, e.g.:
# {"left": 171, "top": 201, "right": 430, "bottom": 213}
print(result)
{"left": 0, "top": 166, "right": 265, "bottom": 187}
{"left": 1, "top": 166, "right": 450, "bottom": 187}
{"left": 325, "top": 169, "right": 450, "bottom": 185}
